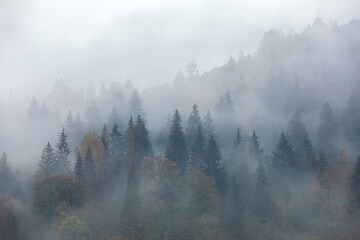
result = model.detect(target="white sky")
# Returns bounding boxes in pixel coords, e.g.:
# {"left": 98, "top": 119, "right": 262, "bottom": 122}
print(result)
{"left": 0, "top": 0, "right": 359, "bottom": 97}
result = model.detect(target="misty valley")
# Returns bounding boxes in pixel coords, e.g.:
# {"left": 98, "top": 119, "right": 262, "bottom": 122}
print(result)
{"left": 1, "top": 19, "right": 360, "bottom": 240}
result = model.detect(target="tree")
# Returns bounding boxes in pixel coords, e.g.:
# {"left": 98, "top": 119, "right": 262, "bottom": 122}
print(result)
{"left": 0, "top": 152, "right": 17, "bottom": 196}
{"left": 77, "top": 132, "right": 105, "bottom": 167}
{"left": 73, "top": 153, "right": 85, "bottom": 183}
{"left": 350, "top": 155, "right": 360, "bottom": 210}
{"left": 85, "top": 101, "right": 102, "bottom": 132}
{"left": 271, "top": 133, "right": 295, "bottom": 176}
{"left": 233, "top": 128, "right": 243, "bottom": 150}
{"left": 33, "top": 175, "right": 87, "bottom": 219}
{"left": 190, "top": 125, "right": 205, "bottom": 167}
{"left": 134, "top": 115, "right": 154, "bottom": 167}
{"left": 296, "top": 133, "right": 317, "bottom": 172}
{"left": 54, "top": 128, "right": 71, "bottom": 174}
{"left": 35, "top": 142, "right": 56, "bottom": 182}
{"left": 318, "top": 102, "right": 338, "bottom": 158}
{"left": 204, "top": 135, "right": 227, "bottom": 196}
{"left": 287, "top": 110, "right": 307, "bottom": 151}
{"left": 342, "top": 89, "right": 360, "bottom": 144}
{"left": 128, "top": 90, "right": 145, "bottom": 120}
{"left": 59, "top": 216, "right": 93, "bottom": 240}
{"left": 107, "top": 107, "right": 123, "bottom": 133}
{"left": 165, "top": 110, "right": 188, "bottom": 173}
{"left": 317, "top": 150, "right": 329, "bottom": 179}
{"left": 186, "top": 103, "right": 202, "bottom": 146}
{"left": 203, "top": 110, "right": 216, "bottom": 142}
{"left": 27, "top": 95, "right": 40, "bottom": 120}
{"left": 101, "top": 124, "right": 110, "bottom": 157}
{"left": 0, "top": 196, "right": 19, "bottom": 240}
{"left": 84, "top": 146, "right": 97, "bottom": 188}
{"left": 248, "top": 130, "right": 264, "bottom": 158}
{"left": 108, "top": 123, "right": 124, "bottom": 175}
{"left": 253, "top": 160, "right": 273, "bottom": 220}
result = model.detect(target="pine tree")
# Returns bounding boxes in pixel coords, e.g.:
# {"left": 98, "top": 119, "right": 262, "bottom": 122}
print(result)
{"left": 287, "top": 110, "right": 307, "bottom": 151}
{"left": 233, "top": 128, "right": 243, "bottom": 150}
{"left": 35, "top": 142, "right": 56, "bottom": 182}
{"left": 296, "top": 133, "right": 317, "bottom": 172}
{"left": 203, "top": 110, "right": 215, "bottom": 142}
{"left": 109, "top": 123, "right": 124, "bottom": 174}
{"left": 317, "top": 150, "right": 329, "bottom": 179}
{"left": 342, "top": 89, "right": 360, "bottom": 143}
{"left": 54, "top": 128, "right": 71, "bottom": 174}
{"left": 190, "top": 125, "right": 205, "bottom": 167}
{"left": 0, "top": 152, "right": 16, "bottom": 195}
{"left": 271, "top": 133, "right": 295, "bottom": 174}
{"left": 204, "top": 135, "right": 227, "bottom": 196}
{"left": 125, "top": 118, "right": 136, "bottom": 171}
{"left": 101, "top": 124, "right": 110, "bottom": 156}
{"left": 73, "top": 153, "right": 85, "bottom": 182}
{"left": 107, "top": 107, "right": 123, "bottom": 132}
{"left": 27, "top": 96, "right": 40, "bottom": 120}
{"left": 226, "top": 175, "right": 244, "bottom": 238}
{"left": 85, "top": 101, "right": 102, "bottom": 132}
{"left": 134, "top": 115, "right": 153, "bottom": 166}
{"left": 185, "top": 103, "right": 202, "bottom": 145}
{"left": 248, "top": 130, "right": 264, "bottom": 158}
{"left": 350, "top": 155, "right": 360, "bottom": 209}
{"left": 253, "top": 160, "right": 273, "bottom": 220}
{"left": 165, "top": 110, "right": 188, "bottom": 172}
{"left": 318, "top": 102, "right": 338, "bottom": 157}
{"left": 128, "top": 90, "right": 145, "bottom": 120}
{"left": 84, "top": 146, "right": 97, "bottom": 188}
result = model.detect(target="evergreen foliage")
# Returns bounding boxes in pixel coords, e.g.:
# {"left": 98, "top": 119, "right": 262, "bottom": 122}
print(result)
{"left": 54, "top": 128, "right": 71, "bottom": 174}
{"left": 248, "top": 130, "right": 264, "bottom": 158}
{"left": 35, "top": 142, "right": 56, "bottom": 182}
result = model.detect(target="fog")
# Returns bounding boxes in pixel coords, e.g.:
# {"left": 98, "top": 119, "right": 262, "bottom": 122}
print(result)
{"left": 1, "top": 1, "right": 360, "bottom": 240}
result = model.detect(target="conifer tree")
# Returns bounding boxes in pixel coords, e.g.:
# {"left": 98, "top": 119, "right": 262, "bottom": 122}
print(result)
{"left": 226, "top": 175, "right": 244, "bottom": 237}
{"left": 185, "top": 103, "right": 202, "bottom": 145}
{"left": 101, "top": 124, "right": 110, "bottom": 156}
{"left": 109, "top": 123, "right": 124, "bottom": 174}
{"left": 35, "top": 142, "right": 56, "bottom": 182}
{"left": 0, "top": 152, "right": 16, "bottom": 195}
{"left": 253, "top": 160, "right": 273, "bottom": 220}
{"left": 85, "top": 101, "right": 102, "bottom": 132}
{"left": 165, "top": 110, "right": 188, "bottom": 172}
{"left": 84, "top": 146, "right": 97, "bottom": 188}
{"left": 350, "top": 155, "right": 360, "bottom": 209}
{"left": 190, "top": 125, "right": 205, "bottom": 167}
{"left": 134, "top": 115, "right": 153, "bottom": 166}
{"left": 73, "top": 153, "right": 85, "bottom": 183}
{"left": 204, "top": 134, "right": 227, "bottom": 195}
{"left": 318, "top": 102, "right": 338, "bottom": 157}
{"left": 271, "top": 133, "right": 295, "bottom": 174}
{"left": 248, "top": 130, "right": 264, "bottom": 158}
{"left": 128, "top": 90, "right": 145, "bottom": 120}
{"left": 317, "top": 150, "right": 329, "bottom": 179}
{"left": 55, "top": 128, "right": 71, "bottom": 174}
{"left": 296, "top": 133, "right": 317, "bottom": 172}
{"left": 107, "top": 107, "right": 123, "bottom": 132}
{"left": 233, "top": 128, "right": 243, "bottom": 150}
{"left": 125, "top": 118, "right": 136, "bottom": 171}
{"left": 287, "top": 110, "right": 307, "bottom": 151}
{"left": 203, "top": 110, "right": 215, "bottom": 142}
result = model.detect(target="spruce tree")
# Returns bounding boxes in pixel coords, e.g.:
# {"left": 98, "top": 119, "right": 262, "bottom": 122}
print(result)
{"left": 35, "top": 142, "right": 56, "bottom": 182}
{"left": 271, "top": 133, "right": 295, "bottom": 174}
{"left": 233, "top": 128, "right": 243, "bottom": 150}
{"left": 253, "top": 160, "right": 273, "bottom": 220}
{"left": 109, "top": 123, "right": 124, "bottom": 174}
{"left": 287, "top": 110, "right": 307, "bottom": 151}
{"left": 84, "top": 146, "right": 97, "bottom": 188}
{"left": 226, "top": 175, "right": 244, "bottom": 238}
{"left": 318, "top": 102, "right": 338, "bottom": 157}
{"left": 54, "top": 128, "right": 71, "bottom": 174}
{"left": 0, "top": 152, "right": 16, "bottom": 195}
{"left": 73, "top": 153, "right": 85, "bottom": 183}
{"left": 317, "top": 150, "right": 329, "bottom": 179}
{"left": 350, "top": 155, "right": 360, "bottom": 209}
{"left": 85, "top": 101, "right": 102, "bottom": 132}
{"left": 203, "top": 110, "right": 215, "bottom": 142}
{"left": 134, "top": 115, "right": 153, "bottom": 166}
{"left": 185, "top": 103, "right": 202, "bottom": 145}
{"left": 107, "top": 107, "right": 123, "bottom": 132}
{"left": 128, "top": 90, "right": 145, "bottom": 120}
{"left": 165, "top": 110, "right": 188, "bottom": 172}
{"left": 248, "top": 130, "right": 264, "bottom": 158}
{"left": 101, "top": 124, "right": 110, "bottom": 157}
{"left": 204, "top": 134, "right": 227, "bottom": 196}
{"left": 190, "top": 125, "right": 205, "bottom": 167}
{"left": 297, "top": 133, "right": 317, "bottom": 172}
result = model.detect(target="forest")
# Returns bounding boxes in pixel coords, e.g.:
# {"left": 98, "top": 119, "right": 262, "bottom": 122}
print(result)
{"left": 1, "top": 19, "right": 360, "bottom": 239}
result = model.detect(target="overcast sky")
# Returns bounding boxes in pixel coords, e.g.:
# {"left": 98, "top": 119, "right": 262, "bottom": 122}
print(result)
{"left": 0, "top": 0, "right": 359, "bottom": 98}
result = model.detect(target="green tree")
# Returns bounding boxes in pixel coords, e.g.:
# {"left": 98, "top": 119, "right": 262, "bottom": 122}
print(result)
{"left": 55, "top": 128, "right": 71, "bottom": 174}
{"left": 84, "top": 146, "right": 97, "bottom": 189}
{"left": 350, "top": 155, "right": 360, "bottom": 210}
{"left": 203, "top": 110, "right": 216, "bottom": 142}
{"left": 165, "top": 110, "right": 188, "bottom": 173}
{"left": 35, "top": 142, "right": 56, "bottom": 182}
{"left": 128, "top": 89, "right": 145, "bottom": 120}
{"left": 0, "top": 196, "right": 19, "bottom": 240}
{"left": 59, "top": 216, "right": 93, "bottom": 240}
{"left": 296, "top": 133, "right": 316, "bottom": 172}
{"left": 253, "top": 160, "right": 273, "bottom": 221}
{"left": 248, "top": 130, "right": 264, "bottom": 158}
{"left": 33, "top": 175, "right": 87, "bottom": 219}
{"left": 190, "top": 125, "right": 205, "bottom": 167}
{"left": 287, "top": 110, "right": 307, "bottom": 151}
{"left": 109, "top": 123, "right": 124, "bottom": 174}
{"left": 107, "top": 107, "right": 123, "bottom": 133}
{"left": 271, "top": 133, "right": 295, "bottom": 175}
{"left": 73, "top": 153, "right": 85, "bottom": 183}
{"left": 186, "top": 103, "right": 202, "bottom": 146}
{"left": 318, "top": 102, "right": 338, "bottom": 159}
{"left": 134, "top": 115, "right": 153, "bottom": 167}
{"left": 101, "top": 124, "right": 110, "bottom": 157}
{"left": 0, "top": 152, "right": 17, "bottom": 196}
{"left": 204, "top": 135, "right": 227, "bottom": 196}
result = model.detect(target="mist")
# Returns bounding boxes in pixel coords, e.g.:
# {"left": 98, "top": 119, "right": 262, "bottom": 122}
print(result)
{"left": 1, "top": 1, "right": 360, "bottom": 240}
